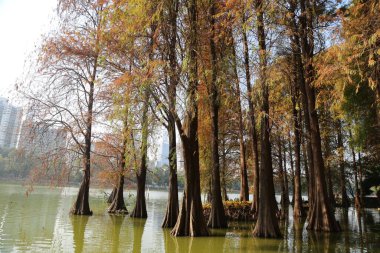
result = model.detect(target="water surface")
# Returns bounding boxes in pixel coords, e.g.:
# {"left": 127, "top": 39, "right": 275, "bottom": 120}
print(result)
{"left": 0, "top": 183, "right": 379, "bottom": 252}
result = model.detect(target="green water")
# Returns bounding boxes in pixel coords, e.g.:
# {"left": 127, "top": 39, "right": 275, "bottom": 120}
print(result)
{"left": 0, "top": 184, "right": 379, "bottom": 253}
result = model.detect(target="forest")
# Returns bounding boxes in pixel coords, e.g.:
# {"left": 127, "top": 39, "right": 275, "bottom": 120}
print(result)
{"left": 18, "top": 0, "right": 380, "bottom": 238}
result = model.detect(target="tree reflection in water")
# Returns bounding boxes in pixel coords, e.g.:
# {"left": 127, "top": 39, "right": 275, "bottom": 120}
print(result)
{"left": 71, "top": 216, "right": 89, "bottom": 253}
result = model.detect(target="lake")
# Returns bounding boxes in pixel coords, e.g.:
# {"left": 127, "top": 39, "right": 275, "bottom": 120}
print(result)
{"left": 0, "top": 183, "right": 379, "bottom": 252}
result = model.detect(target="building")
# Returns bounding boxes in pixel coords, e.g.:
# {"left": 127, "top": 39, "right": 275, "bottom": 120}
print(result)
{"left": 0, "top": 97, "right": 23, "bottom": 149}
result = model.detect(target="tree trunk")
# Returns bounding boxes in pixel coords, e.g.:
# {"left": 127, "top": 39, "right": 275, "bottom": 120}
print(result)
{"left": 289, "top": 0, "right": 314, "bottom": 214}
{"left": 300, "top": 0, "right": 340, "bottom": 232}
{"left": 349, "top": 129, "right": 361, "bottom": 209}
{"left": 130, "top": 90, "right": 150, "bottom": 219}
{"left": 241, "top": 11, "right": 259, "bottom": 213}
{"left": 252, "top": 0, "right": 281, "bottom": 238}
{"left": 70, "top": 166, "right": 92, "bottom": 215}
{"left": 282, "top": 141, "right": 290, "bottom": 208}
{"left": 290, "top": 70, "right": 305, "bottom": 217}
{"left": 107, "top": 187, "right": 117, "bottom": 204}
{"left": 162, "top": 121, "right": 179, "bottom": 227}
{"left": 337, "top": 120, "right": 350, "bottom": 208}
{"left": 221, "top": 138, "right": 229, "bottom": 201}
{"left": 324, "top": 133, "right": 336, "bottom": 209}
{"left": 171, "top": 0, "right": 209, "bottom": 236}
{"left": 287, "top": 135, "right": 295, "bottom": 206}
{"left": 358, "top": 152, "right": 364, "bottom": 208}
{"left": 278, "top": 137, "right": 287, "bottom": 219}
{"left": 171, "top": 137, "right": 209, "bottom": 236}
{"left": 71, "top": 80, "right": 94, "bottom": 216}
{"left": 162, "top": 0, "right": 180, "bottom": 229}
{"left": 108, "top": 174, "right": 128, "bottom": 214}
{"left": 232, "top": 28, "right": 249, "bottom": 202}
{"left": 207, "top": 0, "right": 227, "bottom": 229}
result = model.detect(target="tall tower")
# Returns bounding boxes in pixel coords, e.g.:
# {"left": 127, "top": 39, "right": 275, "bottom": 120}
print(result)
{"left": 0, "top": 97, "right": 23, "bottom": 149}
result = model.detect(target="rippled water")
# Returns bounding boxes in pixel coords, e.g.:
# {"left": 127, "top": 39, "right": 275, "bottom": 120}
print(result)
{"left": 0, "top": 183, "right": 379, "bottom": 252}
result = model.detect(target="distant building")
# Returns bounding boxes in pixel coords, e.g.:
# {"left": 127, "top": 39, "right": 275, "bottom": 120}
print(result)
{"left": 18, "top": 120, "right": 67, "bottom": 155}
{"left": 0, "top": 97, "right": 23, "bottom": 149}
{"left": 155, "top": 132, "right": 170, "bottom": 167}
{"left": 153, "top": 128, "right": 184, "bottom": 170}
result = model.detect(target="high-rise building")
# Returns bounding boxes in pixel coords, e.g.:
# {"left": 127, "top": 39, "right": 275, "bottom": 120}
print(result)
{"left": 0, "top": 97, "right": 23, "bottom": 149}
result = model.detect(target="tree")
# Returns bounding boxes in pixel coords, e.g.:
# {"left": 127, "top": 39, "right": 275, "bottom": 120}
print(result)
{"left": 170, "top": 0, "right": 209, "bottom": 237}
{"left": 21, "top": 0, "right": 109, "bottom": 215}
{"left": 206, "top": 0, "right": 227, "bottom": 229}
{"left": 252, "top": 0, "right": 281, "bottom": 238}
{"left": 299, "top": 0, "right": 340, "bottom": 232}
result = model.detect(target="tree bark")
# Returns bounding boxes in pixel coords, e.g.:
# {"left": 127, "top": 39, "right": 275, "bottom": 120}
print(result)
{"left": 207, "top": 0, "right": 227, "bottom": 229}
{"left": 241, "top": 10, "right": 259, "bottom": 213}
{"left": 252, "top": 0, "right": 281, "bottom": 238}
{"left": 171, "top": 0, "right": 209, "bottom": 236}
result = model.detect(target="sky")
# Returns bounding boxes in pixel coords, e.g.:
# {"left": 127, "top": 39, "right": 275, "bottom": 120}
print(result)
{"left": 0, "top": 0, "right": 56, "bottom": 103}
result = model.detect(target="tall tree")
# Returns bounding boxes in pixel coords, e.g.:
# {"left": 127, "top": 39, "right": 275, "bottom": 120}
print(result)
{"left": 299, "top": 0, "right": 340, "bottom": 232}
{"left": 160, "top": 0, "right": 180, "bottom": 228}
{"left": 207, "top": 0, "right": 227, "bottom": 229}
{"left": 240, "top": 3, "right": 260, "bottom": 213}
{"left": 252, "top": 0, "right": 281, "bottom": 238}
{"left": 171, "top": 0, "right": 209, "bottom": 237}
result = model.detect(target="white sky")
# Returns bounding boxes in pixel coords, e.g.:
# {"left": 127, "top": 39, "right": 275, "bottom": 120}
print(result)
{"left": 0, "top": 0, "right": 56, "bottom": 103}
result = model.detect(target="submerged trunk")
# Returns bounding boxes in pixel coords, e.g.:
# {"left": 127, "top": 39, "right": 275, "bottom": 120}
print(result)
{"left": 108, "top": 187, "right": 117, "bottom": 204}
{"left": 252, "top": 0, "right": 281, "bottom": 238}
{"left": 162, "top": 121, "right": 179, "bottom": 227}
{"left": 70, "top": 165, "right": 92, "bottom": 215}
{"left": 171, "top": 137, "right": 209, "bottom": 236}
{"left": 207, "top": 0, "right": 227, "bottom": 229}
{"left": 130, "top": 90, "right": 150, "bottom": 219}
{"left": 171, "top": 0, "right": 209, "bottom": 236}
{"left": 108, "top": 175, "right": 128, "bottom": 214}
{"left": 241, "top": 11, "right": 259, "bottom": 212}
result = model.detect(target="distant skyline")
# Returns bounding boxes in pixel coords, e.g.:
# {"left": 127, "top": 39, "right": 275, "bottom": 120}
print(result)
{"left": 0, "top": 0, "right": 56, "bottom": 103}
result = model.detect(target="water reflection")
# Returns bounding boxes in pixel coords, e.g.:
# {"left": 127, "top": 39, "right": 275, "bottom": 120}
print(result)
{"left": 71, "top": 216, "right": 89, "bottom": 253}
{"left": 293, "top": 218, "right": 304, "bottom": 253}
{"left": 109, "top": 215, "right": 125, "bottom": 253}
{"left": 0, "top": 184, "right": 380, "bottom": 252}
{"left": 132, "top": 219, "right": 146, "bottom": 253}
